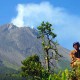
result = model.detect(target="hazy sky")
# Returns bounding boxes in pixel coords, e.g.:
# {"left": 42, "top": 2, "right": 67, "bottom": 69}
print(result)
{"left": 0, "top": 0, "right": 80, "bottom": 50}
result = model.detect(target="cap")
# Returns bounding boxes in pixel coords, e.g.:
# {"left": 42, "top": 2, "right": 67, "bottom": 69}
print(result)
{"left": 73, "top": 42, "right": 80, "bottom": 47}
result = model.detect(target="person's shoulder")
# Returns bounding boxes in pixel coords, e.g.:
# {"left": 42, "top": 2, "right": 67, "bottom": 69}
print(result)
{"left": 70, "top": 50, "right": 76, "bottom": 53}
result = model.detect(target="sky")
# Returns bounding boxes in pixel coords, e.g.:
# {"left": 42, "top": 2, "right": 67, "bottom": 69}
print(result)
{"left": 0, "top": 0, "right": 80, "bottom": 50}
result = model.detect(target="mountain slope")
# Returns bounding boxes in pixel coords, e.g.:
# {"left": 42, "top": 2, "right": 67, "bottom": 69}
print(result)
{"left": 0, "top": 23, "right": 71, "bottom": 70}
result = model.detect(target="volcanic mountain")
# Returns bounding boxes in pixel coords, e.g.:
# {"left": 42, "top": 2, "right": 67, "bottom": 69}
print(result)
{"left": 0, "top": 23, "right": 71, "bottom": 70}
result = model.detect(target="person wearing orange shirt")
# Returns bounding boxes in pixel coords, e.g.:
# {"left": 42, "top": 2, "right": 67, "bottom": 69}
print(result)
{"left": 70, "top": 42, "right": 80, "bottom": 68}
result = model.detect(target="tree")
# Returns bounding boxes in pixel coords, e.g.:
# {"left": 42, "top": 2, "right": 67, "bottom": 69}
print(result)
{"left": 37, "top": 21, "right": 62, "bottom": 72}
{"left": 21, "top": 55, "right": 44, "bottom": 80}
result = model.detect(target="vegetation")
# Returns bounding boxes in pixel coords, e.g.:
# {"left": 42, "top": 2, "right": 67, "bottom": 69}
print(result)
{"left": 37, "top": 21, "right": 62, "bottom": 72}
{"left": 21, "top": 54, "right": 51, "bottom": 80}
{"left": 0, "top": 74, "right": 22, "bottom": 80}
{"left": 21, "top": 54, "right": 80, "bottom": 80}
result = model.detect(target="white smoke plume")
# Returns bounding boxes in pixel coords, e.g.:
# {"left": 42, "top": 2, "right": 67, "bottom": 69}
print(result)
{"left": 11, "top": 2, "right": 80, "bottom": 49}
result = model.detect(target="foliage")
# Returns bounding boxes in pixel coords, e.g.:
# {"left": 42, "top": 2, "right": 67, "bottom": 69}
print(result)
{"left": 21, "top": 54, "right": 49, "bottom": 80}
{"left": 46, "top": 67, "right": 80, "bottom": 80}
{"left": 0, "top": 66, "right": 22, "bottom": 80}
{"left": 1, "top": 67, "right": 80, "bottom": 80}
{"left": 37, "top": 21, "right": 62, "bottom": 72}
{"left": 0, "top": 73, "right": 23, "bottom": 80}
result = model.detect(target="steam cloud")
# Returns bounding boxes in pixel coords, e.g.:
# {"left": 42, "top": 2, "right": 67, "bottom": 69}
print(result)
{"left": 11, "top": 2, "right": 80, "bottom": 49}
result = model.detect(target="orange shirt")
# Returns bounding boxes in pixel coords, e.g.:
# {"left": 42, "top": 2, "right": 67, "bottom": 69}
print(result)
{"left": 70, "top": 50, "right": 80, "bottom": 61}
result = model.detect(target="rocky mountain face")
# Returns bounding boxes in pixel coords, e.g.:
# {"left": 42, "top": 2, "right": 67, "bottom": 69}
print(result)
{"left": 0, "top": 23, "right": 71, "bottom": 70}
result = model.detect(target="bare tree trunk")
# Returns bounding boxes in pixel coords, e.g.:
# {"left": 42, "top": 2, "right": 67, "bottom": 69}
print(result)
{"left": 45, "top": 50, "right": 50, "bottom": 72}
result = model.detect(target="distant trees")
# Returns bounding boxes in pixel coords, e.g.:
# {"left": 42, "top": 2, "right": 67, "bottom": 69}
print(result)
{"left": 37, "top": 21, "right": 62, "bottom": 72}
{"left": 0, "top": 73, "right": 22, "bottom": 80}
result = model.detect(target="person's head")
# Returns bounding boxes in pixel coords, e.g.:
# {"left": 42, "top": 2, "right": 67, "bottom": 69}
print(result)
{"left": 73, "top": 42, "right": 80, "bottom": 50}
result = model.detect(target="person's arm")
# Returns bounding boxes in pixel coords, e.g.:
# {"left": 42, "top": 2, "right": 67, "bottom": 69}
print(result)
{"left": 70, "top": 50, "right": 77, "bottom": 62}
{"left": 69, "top": 51, "right": 73, "bottom": 60}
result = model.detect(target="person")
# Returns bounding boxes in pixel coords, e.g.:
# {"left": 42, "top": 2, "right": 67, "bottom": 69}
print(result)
{"left": 70, "top": 42, "right": 80, "bottom": 68}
